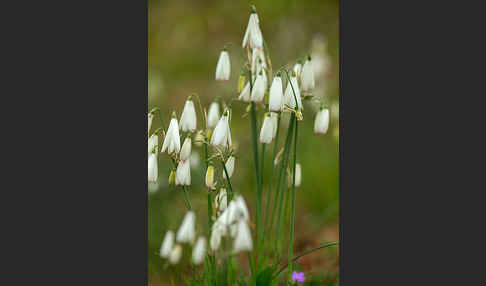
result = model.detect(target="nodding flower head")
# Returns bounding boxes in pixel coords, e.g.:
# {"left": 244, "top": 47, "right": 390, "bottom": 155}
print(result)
{"left": 238, "top": 82, "right": 251, "bottom": 102}
{"left": 314, "top": 106, "right": 329, "bottom": 135}
{"left": 148, "top": 152, "right": 158, "bottom": 183}
{"left": 161, "top": 115, "right": 181, "bottom": 155}
{"left": 160, "top": 230, "right": 174, "bottom": 258}
{"left": 148, "top": 113, "right": 154, "bottom": 136}
{"left": 180, "top": 137, "right": 192, "bottom": 161}
{"left": 148, "top": 133, "right": 158, "bottom": 154}
{"left": 269, "top": 73, "right": 283, "bottom": 112}
{"left": 216, "top": 48, "right": 231, "bottom": 80}
{"left": 207, "top": 101, "right": 220, "bottom": 129}
{"left": 180, "top": 97, "right": 197, "bottom": 133}
{"left": 175, "top": 158, "right": 191, "bottom": 186}
{"left": 250, "top": 71, "right": 265, "bottom": 103}
{"left": 233, "top": 219, "right": 253, "bottom": 253}
{"left": 301, "top": 55, "right": 315, "bottom": 92}
{"left": 259, "top": 113, "right": 275, "bottom": 144}
{"left": 242, "top": 6, "right": 263, "bottom": 49}
{"left": 284, "top": 72, "right": 302, "bottom": 111}
{"left": 192, "top": 236, "right": 206, "bottom": 265}
{"left": 293, "top": 61, "right": 303, "bottom": 80}
{"left": 210, "top": 110, "right": 232, "bottom": 148}
{"left": 169, "top": 244, "right": 182, "bottom": 264}
{"left": 176, "top": 211, "right": 196, "bottom": 244}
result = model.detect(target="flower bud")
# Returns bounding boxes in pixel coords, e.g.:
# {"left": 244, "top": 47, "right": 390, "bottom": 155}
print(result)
{"left": 314, "top": 107, "right": 330, "bottom": 135}
{"left": 168, "top": 170, "right": 176, "bottom": 186}
{"left": 148, "top": 153, "right": 158, "bottom": 183}
{"left": 216, "top": 48, "right": 231, "bottom": 80}
{"left": 207, "top": 101, "right": 220, "bottom": 129}
{"left": 169, "top": 244, "right": 182, "bottom": 264}
{"left": 205, "top": 164, "right": 216, "bottom": 190}
{"left": 238, "top": 73, "right": 246, "bottom": 93}
{"left": 269, "top": 73, "right": 283, "bottom": 112}
{"left": 180, "top": 137, "right": 192, "bottom": 161}
{"left": 259, "top": 113, "right": 274, "bottom": 144}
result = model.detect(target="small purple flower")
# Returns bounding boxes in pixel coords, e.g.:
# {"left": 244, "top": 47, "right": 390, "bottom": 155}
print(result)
{"left": 291, "top": 271, "right": 306, "bottom": 283}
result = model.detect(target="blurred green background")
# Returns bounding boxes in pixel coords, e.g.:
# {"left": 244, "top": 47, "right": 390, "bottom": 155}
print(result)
{"left": 148, "top": 0, "right": 339, "bottom": 284}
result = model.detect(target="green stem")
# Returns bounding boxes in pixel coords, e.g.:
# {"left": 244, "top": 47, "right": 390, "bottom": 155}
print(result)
{"left": 182, "top": 186, "right": 192, "bottom": 210}
{"left": 257, "top": 143, "right": 266, "bottom": 258}
{"left": 263, "top": 114, "right": 280, "bottom": 260}
{"left": 287, "top": 119, "right": 298, "bottom": 281}
{"left": 250, "top": 102, "right": 261, "bottom": 269}
{"left": 273, "top": 114, "right": 295, "bottom": 262}
{"left": 274, "top": 242, "right": 339, "bottom": 278}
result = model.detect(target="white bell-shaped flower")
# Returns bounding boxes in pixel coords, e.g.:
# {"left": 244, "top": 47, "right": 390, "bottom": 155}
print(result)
{"left": 210, "top": 110, "right": 232, "bottom": 148}
{"left": 180, "top": 137, "right": 192, "bottom": 161}
{"left": 270, "top": 112, "right": 278, "bottom": 139}
{"left": 301, "top": 56, "right": 315, "bottom": 92}
{"left": 180, "top": 97, "right": 197, "bottom": 133}
{"left": 148, "top": 153, "right": 158, "bottom": 183}
{"left": 314, "top": 107, "right": 329, "bottom": 135}
{"left": 284, "top": 72, "right": 302, "bottom": 111}
{"left": 242, "top": 8, "right": 263, "bottom": 49}
{"left": 295, "top": 163, "right": 302, "bottom": 187}
{"left": 175, "top": 159, "right": 191, "bottom": 186}
{"left": 210, "top": 224, "right": 224, "bottom": 251}
{"left": 161, "top": 115, "right": 181, "bottom": 155}
{"left": 148, "top": 134, "right": 158, "bottom": 154}
{"left": 160, "top": 230, "right": 174, "bottom": 258}
{"left": 215, "top": 48, "right": 231, "bottom": 81}
{"left": 214, "top": 188, "right": 228, "bottom": 212}
{"left": 169, "top": 244, "right": 182, "bottom": 264}
{"left": 269, "top": 74, "right": 283, "bottom": 112}
{"left": 207, "top": 101, "right": 220, "bottom": 129}
{"left": 233, "top": 219, "right": 253, "bottom": 252}
{"left": 192, "top": 236, "right": 206, "bottom": 265}
{"left": 259, "top": 113, "right": 274, "bottom": 144}
{"left": 293, "top": 62, "right": 303, "bottom": 80}
{"left": 251, "top": 48, "right": 266, "bottom": 76}
{"left": 223, "top": 156, "right": 235, "bottom": 179}
{"left": 238, "top": 82, "right": 251, "bottom": 102}
{"left": 148, "top": 113, "right": 154, "bottom": 136}
{"left": 250, "top": 71, "right": 265, "bottom": 103}
{"left": 176, "top": 211, "right": 196, "bottom": 244}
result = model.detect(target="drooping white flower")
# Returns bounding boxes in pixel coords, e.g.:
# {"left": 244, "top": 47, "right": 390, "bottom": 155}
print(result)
{"left": 210, "top": 110, "right": 232, "bottom": 148}
{"left": 314, "top": 107, "right": 329, "bottom": 135}
{"left": 269, "top": 74, "right": 283, "bottom": 112}
{"left": 207, "top": 101, "right": 220, "bottom": 129}
{"left": 223, "top": 156, "right": 235, "bottom": 179}
{"left": 295, "top": 163, "right": 302, "bottom": 187}
{"left": 148, "top": 134, "right": 158, "bottom": 154}
{"left": 180, "top": 97, "right": 197, "bottom": 133}
{"left": 180, "top": 137, "right": 192, "bottom": 161}
{"left": 259, "top": 113, "right": 274, "bottom": 144}
{"left": 148, "top": 113, "right": 154, "bottom": 136}
{"left": 214, "top": 188, "right": 228, "bottom": 212}
{"left": 293, "top": 62, "right": 303, "bottom": 80}
{"left": 284, "top": 73, "right": 302, "bottom": 110}
{"left": 148, "top": 153, "right": 158, "bottom": 183}
{"left": 270, "top": 112, "right": 278, "bottom": 139}
{"left": 161, "top": 115, "right": 181, "bottom": 155}
{"left": 216, "top": 48, "right": 231, "bottom": 80}
{"left": 169, "top": 244, "right": 182, "bottom": 264}
{"left": 238, "top": 82, "right": 251, "bottom": 102}
{"left": 160, "top": 230, "right": 174, "bottom": 258}
{"left": 175, "top": 159, "right": 191, "bottom": 186}
{"left": 250, "top": 71, "right": 265, "bottom": 103}
{"left": 192, "top": 236, "right": 206, "bottom": 265}
{"left": 251, "top": 48, "right": 266, "bottom": 76}
{"left": 233, "top": 219, "right": 253, "bottom": 252}
{"left": 242, "top": 9, "right": 263, "bottom": 49}
{"left": 176, "top": 211, "right": 196, "bottom": 244}
{"left": 205, "top": 165, "right": 216, "bottom": 190}
{"left": 301, "top": 56, "right": 315, "bottom": 92}
{"left": 210, "top": 225, "right": 224, "bottom": 251}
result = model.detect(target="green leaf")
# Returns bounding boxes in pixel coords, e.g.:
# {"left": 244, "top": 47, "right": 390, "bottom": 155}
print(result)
{"left": 256, "top": 266, "right": 275, "bottom": 286}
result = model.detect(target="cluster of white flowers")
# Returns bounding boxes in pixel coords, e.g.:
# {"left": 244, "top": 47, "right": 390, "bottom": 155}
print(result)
{"left": 210, "top": 195, "right": 253, "bottom": 253}
{"left": 160, "top": 211, "right": 207, "bottom": 265}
